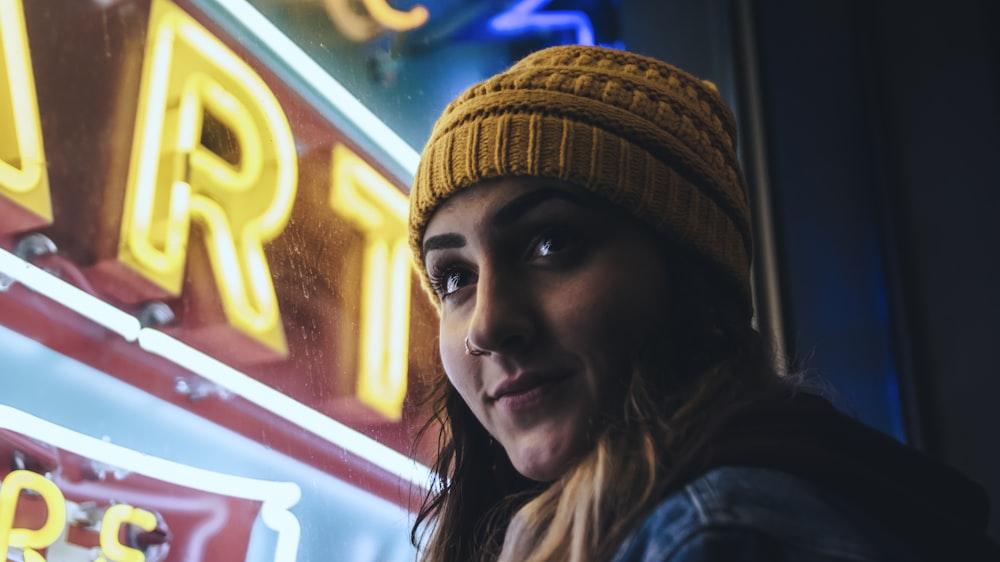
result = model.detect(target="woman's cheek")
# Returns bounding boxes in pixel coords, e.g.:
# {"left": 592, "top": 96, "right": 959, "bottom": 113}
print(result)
{"left": 439, "top": 332, "right": 478, "bottom": 399}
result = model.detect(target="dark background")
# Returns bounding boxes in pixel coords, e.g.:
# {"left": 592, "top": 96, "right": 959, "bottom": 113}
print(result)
{"left": 626, "top": 0, "right": 1000, "bottom": 541}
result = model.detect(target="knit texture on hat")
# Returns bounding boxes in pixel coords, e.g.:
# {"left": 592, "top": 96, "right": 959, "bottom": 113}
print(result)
{"left": 409, "top": 45, "right": 753, "bottom": 312}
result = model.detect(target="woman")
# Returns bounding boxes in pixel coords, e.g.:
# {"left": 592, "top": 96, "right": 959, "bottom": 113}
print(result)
{"left": 407, "top": 45, "right": 998, "bottom": 561}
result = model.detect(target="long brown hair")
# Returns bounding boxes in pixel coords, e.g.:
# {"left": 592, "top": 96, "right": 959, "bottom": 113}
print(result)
{"left": 411, "top": 245, "right": 781, "bottom": 562}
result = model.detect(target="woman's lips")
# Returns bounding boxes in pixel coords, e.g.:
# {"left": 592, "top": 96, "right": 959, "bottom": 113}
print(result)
{"left": 489, "top": 372, "right": 571, "bottom": 413}
{"left": 490, "top": 373, "right": 550, "bottom": 400}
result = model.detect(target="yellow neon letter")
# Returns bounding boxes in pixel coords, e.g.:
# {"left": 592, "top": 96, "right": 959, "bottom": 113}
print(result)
{"left": 118, "top": 0, "right": 296, "bottom": 355}
{"left": 0, "top": 0, "right": 52, "bottom": 233}
{"left": 330, "top": 144, "right": 411, "bottom": 420}
{"left": 0, "top": 470, "right": 66, "bottom": 562}
{"left": 97, "top": 504, "right": 157, "bottom": 562}
{"left": 323, "top": 0, "right": 428, "bottom": 42}
{"left": 363, "top": 0, "right": 429, "bottom": 32}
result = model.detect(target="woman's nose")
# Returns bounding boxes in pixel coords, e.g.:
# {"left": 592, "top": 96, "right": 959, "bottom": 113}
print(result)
{"left": 465, "top": 267, "right": 536, "bottom": 357}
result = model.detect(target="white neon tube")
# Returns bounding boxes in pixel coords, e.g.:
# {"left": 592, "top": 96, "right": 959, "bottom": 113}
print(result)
{"left": 138, "top": 329, "right": 430, "bottom": 487}
{"left": 0, "top": 249, "right": 431, "bottom": 490}
{"left": 205, "top": 0, "right": 420, "bottom": 178}
{"left": 0, "top": 249, "right": 142, "bottom": 341}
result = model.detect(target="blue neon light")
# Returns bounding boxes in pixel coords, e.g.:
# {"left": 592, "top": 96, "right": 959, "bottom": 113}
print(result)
{"left": 488, "top": 0, "right": 596, "bottom": 46}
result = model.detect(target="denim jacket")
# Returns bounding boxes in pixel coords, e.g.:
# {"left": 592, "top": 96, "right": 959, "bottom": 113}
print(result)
{"left": 611, "top": 466, "right": 915, "bottom": 562}
{"left": 605, "top": 391, "right": 1000, "bottom": 562}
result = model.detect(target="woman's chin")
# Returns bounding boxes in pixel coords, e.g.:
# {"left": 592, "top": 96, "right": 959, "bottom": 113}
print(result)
{"left": 508, "top": 442, "right": 582, "bottom": 482}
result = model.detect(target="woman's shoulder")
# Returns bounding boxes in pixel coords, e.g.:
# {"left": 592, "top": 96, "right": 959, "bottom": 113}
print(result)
{"left": 610, "top": 466, "right": 910, "bottom": 562}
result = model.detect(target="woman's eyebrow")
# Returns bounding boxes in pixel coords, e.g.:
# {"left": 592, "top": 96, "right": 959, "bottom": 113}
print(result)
{"left": 423, "top": 233, "right": 466, "bottom": 254}
{"left": 493, "top": 188, "right": 590, "bottom": 227}
{"left": 422, "top": 188, "right": 588, "bottom": 255}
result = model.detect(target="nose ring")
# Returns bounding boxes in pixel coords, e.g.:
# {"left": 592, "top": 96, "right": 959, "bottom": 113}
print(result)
{"left": 465, "top": 337, "right": 489, "bottom": 357}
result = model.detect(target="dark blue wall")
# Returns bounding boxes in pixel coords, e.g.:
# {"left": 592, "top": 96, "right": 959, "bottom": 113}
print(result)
{"left": 750, "top": 0, "right": 1000, "bottom": 540}
{"left": 626, "top": 0, "right": 1000, "bottom": 541}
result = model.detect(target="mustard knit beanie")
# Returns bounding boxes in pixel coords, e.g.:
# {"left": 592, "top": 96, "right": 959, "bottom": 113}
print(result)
{"left": 409, "top": 45, "right": 753, "bottom": 313}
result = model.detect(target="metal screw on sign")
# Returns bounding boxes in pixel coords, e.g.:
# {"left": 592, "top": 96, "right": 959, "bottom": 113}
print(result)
{"left": 0, "top": 232, "right": 57, "bottom": 291}
{"left": 14, "top": 232, "right": 57, "bottom": 259}
{"left": 128, "top": 508, "right": 172, "bottom": 562}
{"left": 138, "top": 301, "right": 176, "bottom": 328}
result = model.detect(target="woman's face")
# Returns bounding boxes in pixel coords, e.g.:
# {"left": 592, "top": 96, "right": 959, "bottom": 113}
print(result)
{"left": 422, "top": 178, "right": 671, "bottom": 481}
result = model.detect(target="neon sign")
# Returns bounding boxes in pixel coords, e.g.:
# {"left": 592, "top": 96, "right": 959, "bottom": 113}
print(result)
{"left": 360, "top": 0, "right": 429, "bottom": 32}
{"left": 0, "top": 406, "right": 302, "bottom": 562}
{"left": 0, "top": 472, "right": 158, "bottom": 562}
{"left": 0, "top": 470, "right": 67, "bottom": 562}
{"left": 0, "top": 0, "right": 52, "bottom": 233}
{"left": 488, "top": 0, "right": 596, "bottom": 46}
{"left": 0, "top": 0, "right": 420, "bottom": 421}
{"left": 97, "top": 505, "right": 159, "bottom": 562}
{"left": 330, "top": 144, "right": 411, "bottom": 420}
{"left": 324, "top": 0, "right": 430, "bottom": 42}
{"left": 113, "top": 0, "right": 296, "bottom": 357}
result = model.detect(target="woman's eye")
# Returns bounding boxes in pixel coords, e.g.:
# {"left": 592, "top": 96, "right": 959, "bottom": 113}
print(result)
{"left": 530, "top": 230, "right": 573, "bottom": 258}
{"left": 429, "top": 266, "right": 474, "bottom": 298}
